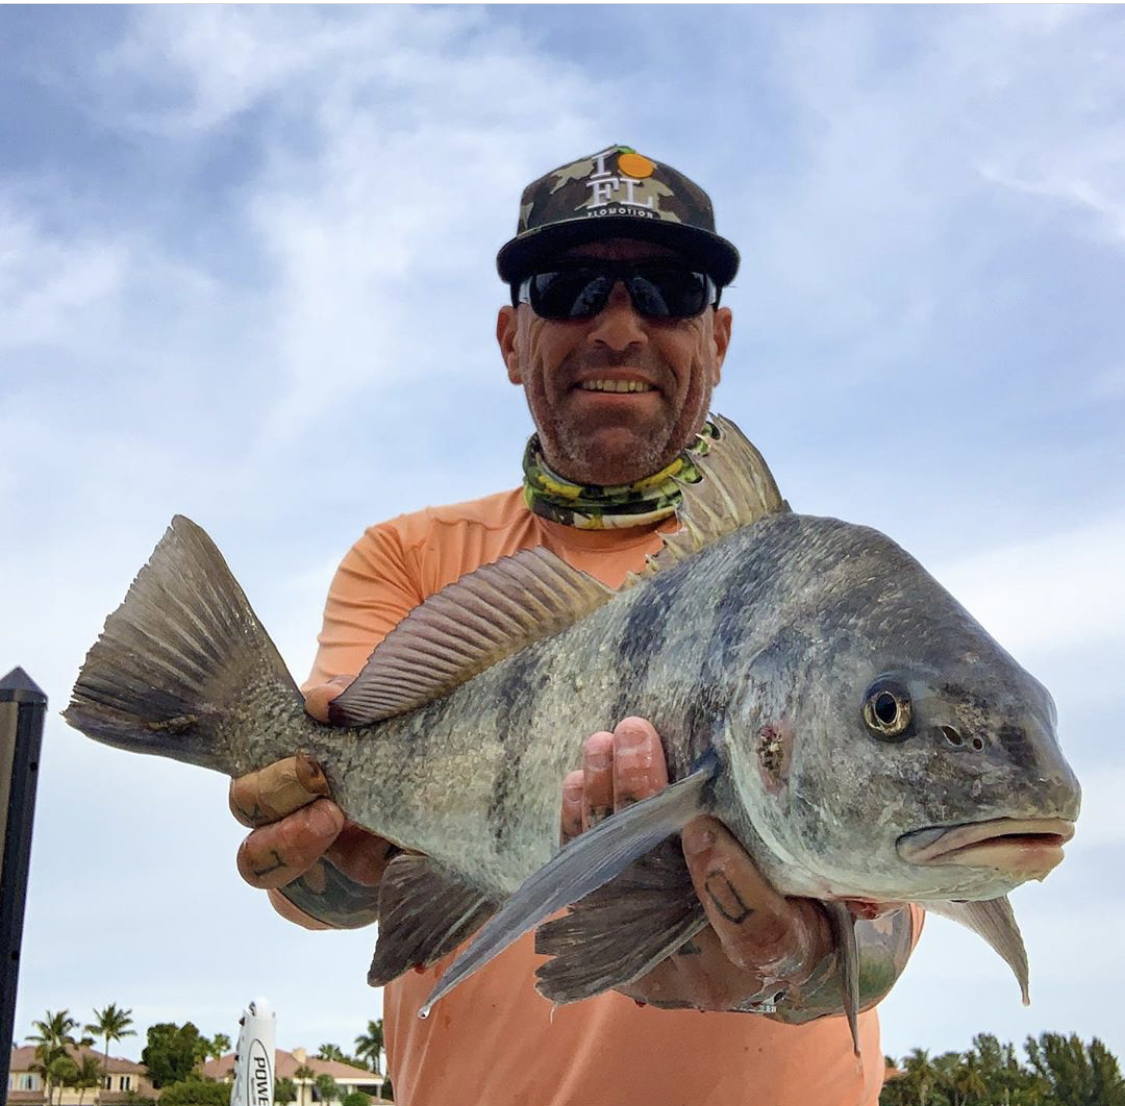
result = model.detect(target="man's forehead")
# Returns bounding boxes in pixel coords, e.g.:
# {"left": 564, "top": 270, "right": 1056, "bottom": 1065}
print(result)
{"left": 550, "top": 237, "right": 688, "bottom": 265}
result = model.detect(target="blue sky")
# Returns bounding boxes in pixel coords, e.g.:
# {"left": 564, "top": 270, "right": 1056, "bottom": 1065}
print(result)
{"left": 2, "top": 3, "right": 1123, "bottom": 1072}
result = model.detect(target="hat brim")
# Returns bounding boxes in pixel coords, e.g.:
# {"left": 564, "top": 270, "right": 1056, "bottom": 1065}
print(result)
{"left": 497, "top": 217, "right": 739, "bottom": 287}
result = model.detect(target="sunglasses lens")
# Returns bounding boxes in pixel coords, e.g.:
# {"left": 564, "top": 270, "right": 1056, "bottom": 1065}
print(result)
{"left": 629, "top": 266, "right": 709, "bottom": 318}
{"left": 525, "top": 265, "right": 713, "bottom": 320}
{"left": 529, "top": 270, "right": 611, "bottom": 319}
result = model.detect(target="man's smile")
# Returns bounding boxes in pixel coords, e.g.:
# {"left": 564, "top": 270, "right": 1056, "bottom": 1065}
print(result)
{"left": 577, "top": 379, "right": 656, "bottom": 394}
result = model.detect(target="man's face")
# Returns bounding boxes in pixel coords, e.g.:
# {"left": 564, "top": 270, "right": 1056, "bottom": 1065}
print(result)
{"left": 497, "top": 238, "right": 732, "bottom": 487}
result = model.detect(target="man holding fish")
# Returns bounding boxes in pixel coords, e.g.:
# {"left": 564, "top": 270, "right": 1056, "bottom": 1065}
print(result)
{"left": 230, "top": 146, "right": 921, "bottom": 1104}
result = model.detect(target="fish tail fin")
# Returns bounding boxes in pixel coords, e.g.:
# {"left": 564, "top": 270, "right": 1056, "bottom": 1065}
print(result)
{"left": 65, "top": 515, "right": 300, "bottom": 776}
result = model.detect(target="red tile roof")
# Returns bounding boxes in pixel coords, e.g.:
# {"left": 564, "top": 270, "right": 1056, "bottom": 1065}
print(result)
{"left": 199, "top": 1050, "right": 383, "bottom": 1084}
{"left": 9, "top": 1046, "right": 147, "bottom": 1075}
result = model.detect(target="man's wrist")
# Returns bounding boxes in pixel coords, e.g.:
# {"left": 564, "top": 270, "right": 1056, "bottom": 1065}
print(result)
{"left": 276, "top": 859, "right": 381, "bottom": 930}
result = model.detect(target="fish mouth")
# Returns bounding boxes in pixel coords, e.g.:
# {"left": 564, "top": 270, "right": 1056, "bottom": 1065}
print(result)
{"left": 897, "top": 817, "right": 1075, "bottom": 878}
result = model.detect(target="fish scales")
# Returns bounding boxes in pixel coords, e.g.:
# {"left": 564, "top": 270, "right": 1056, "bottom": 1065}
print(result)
{"left": 306, "top": 538, "right": 742, "bottom": 896}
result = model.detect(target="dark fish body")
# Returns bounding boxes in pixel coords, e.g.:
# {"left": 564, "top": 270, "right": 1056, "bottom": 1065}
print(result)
{"left": 65, "top": 417, "right": 1080, "bottom": 1034}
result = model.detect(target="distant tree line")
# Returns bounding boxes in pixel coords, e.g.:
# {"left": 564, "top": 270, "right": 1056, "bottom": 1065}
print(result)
{"left": 882, "top": 1031, "right": 1125, "bottom": 1106}
{"left": 19, "top": 1009, "right": 390, "bottom": 1105}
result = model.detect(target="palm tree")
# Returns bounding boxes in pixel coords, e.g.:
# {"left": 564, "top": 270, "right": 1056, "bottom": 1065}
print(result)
{"left": 902, "top": 1047, "right": 936, "bottom": 1106}
{"left": 85, "top": 1004, "right": 135, "bottom": 1106}
{"left": 952, "top": 1053, "right": 989, "bottom": 1106}
{"left": 73, "top": 1055, "right": 105, "bottom": 1105}
{"left": 295, "top": 1063, "right": 316, "bottom": 1106}
{"left": 317, "top": 1045, "right": 346, "bottom": 1063}
{"left": 313, "top": 1073, "right": 339, "bottom": 1106}
{"left": 208, "top": 1033, "right": 232, "bottom": 1062}
{"left": 29, "top": 1010, "right": 80, "bottom": 1106}
{"left": 354, "top": 1021, "right": 384, "bottom": 1076}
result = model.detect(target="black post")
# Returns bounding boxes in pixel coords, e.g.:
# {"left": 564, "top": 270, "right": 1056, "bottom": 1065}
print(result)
{"left": 0, "top": 667, "right": 47, "bottom": 1098}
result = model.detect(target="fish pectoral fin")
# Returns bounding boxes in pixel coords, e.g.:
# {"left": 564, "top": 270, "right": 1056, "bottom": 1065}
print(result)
{"left": 922, "top": 895, "right": 1030, "bottom": 1005}
{"left": 418, "top": 758, "right": 717, "bottom": 1018}
{"left": 825, "top": 901, "right": 862, "bottom": 1058}
{"left": 534, "top": 837, "right": 708, "bottom": 1003}
{"left": 330, "top": 547, "right": 613, "bottom": 725}
{"left": 367, "top": 855, "right": 498, "bottom": 985}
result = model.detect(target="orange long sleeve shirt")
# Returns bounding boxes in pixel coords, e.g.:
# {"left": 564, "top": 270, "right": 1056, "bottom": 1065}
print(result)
{"left": 306, "top": 487, "right": 905, "bottom": 1106}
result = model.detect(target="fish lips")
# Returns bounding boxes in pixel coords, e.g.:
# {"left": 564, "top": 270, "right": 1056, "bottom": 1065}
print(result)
{"left": 896, "top": 817, "right": 1076, "bottom": 880}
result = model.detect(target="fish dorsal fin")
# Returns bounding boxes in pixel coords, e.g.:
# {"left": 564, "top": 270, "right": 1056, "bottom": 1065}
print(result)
{"left": 623, "top": 414, "right": 788, "bottom": 589}
{"left": 329, "top": 547, "right": 613, "bottom": 725}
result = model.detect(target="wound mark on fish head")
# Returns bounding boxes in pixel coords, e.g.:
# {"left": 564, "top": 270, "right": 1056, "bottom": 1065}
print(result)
{"left": 756, "top": 723, "right": 793, "bottom": 794}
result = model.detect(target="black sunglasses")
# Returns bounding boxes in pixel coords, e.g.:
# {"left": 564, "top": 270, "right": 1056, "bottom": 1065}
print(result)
{"left": 514, "top": 261, "right": 719, "bottom": 320}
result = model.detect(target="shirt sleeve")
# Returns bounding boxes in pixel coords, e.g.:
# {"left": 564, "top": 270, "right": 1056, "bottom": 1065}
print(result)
{"left": 302, "top": 521, "right": 427, "bottom": 692}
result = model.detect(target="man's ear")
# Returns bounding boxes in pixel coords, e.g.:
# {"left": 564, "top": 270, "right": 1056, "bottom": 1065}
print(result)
{"left": 711, "top": 306, "right": 732, "bottom": 387}
{"left": 497, "top": 305, "right": 522, "bottom": 384}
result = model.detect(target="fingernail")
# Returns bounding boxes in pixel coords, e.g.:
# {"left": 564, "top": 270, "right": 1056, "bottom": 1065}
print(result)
{"left": 682, "top": 825, "right": 715, "bottom": 856}
{"left": 587, "top": 751, "right": 611, "bottom": 771}
{"left": 617, "top": 721, "right": 648, "bottom": 749}
{"left": 308, "top": 804, "right": 339, "bottom": 838}
{"left": 564, "top": 781, "right": 583, "bottom": 802}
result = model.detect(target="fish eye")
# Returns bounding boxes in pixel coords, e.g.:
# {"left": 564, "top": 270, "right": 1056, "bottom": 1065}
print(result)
{"left": 862, "top": 677, "right": 914, "bottom": 742}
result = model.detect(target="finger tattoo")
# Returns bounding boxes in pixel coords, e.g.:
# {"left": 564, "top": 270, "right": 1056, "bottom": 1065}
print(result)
{"left": 252, "top": 849, "right": 287, "bottom": 879}
{"left": 704, "top": 871, "right": 755, "bottom": 925}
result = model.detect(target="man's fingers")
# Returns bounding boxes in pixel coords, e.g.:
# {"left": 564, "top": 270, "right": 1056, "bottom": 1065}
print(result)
{"left": 681, "top": 816, "right": 831, "bottom": 983}
{"left": 305, "top": 675, "right": 355, "bottom": 724}
{"left": 325, "top": 825, "right": 401, "bottom": 887}
{"left": 560, "top": 770, "right": 584, "bottom": 845}
{"left": 236, "top": 799, "right": 345, "bottom": 889}
{"left": 229, "top": 753, "right": 331, "bottom": 828}
{"left": 266, "top": 887, "right": 335, "bottom": 932}
{"left": 582, "top": 731, "right": 614, "bottom": 830}
{"left": 611, "top": 716, "right": 668, "bottom": 809}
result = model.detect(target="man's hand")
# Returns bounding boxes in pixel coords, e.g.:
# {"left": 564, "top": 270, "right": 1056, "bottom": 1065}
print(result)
{"left": 229, "top": 676, "right": 393, "bottom": 930}
{"left": 559, "top": 717, "right": 835, "bottom": 1011}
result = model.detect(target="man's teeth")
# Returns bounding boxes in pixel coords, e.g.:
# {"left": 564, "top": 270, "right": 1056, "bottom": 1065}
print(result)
{"left": 579, "top": 380, "right": 654, "bottom": 393}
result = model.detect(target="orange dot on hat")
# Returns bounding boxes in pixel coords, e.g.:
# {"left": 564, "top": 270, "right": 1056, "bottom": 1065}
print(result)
{"left": 617, "top": 152, "right": 655, "bottom": 179}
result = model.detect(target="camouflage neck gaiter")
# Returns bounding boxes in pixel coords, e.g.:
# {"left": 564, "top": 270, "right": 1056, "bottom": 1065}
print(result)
{"left": 521, "top": 422, "right": 717, "bottom": 530}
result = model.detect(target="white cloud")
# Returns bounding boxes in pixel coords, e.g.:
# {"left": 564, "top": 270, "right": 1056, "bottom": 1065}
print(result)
{"left": 932, "top": 513, "right": 1125, "bottom": 658}
{"left": 0, "top": 202, "right": 126, "bottom": 353}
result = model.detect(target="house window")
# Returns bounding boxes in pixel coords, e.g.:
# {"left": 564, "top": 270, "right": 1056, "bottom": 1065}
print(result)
{"left": 19, "top": 1074, "right": 38, "bottom": 1090}
{"left": 105, "top": 1077, "right": 114, "bottom": 1089}
{"left": 120, "top": 1076, "right": 132, "bottom": 1091}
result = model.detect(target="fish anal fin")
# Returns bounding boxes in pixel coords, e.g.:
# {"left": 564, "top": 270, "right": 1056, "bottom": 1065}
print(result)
{"left": 534, "top": 838, "right": 707, "bottom": 1003}
{"left": 333, "top": 547, "right": 612, "bottom": 726}
{"left": 367, "top": 855, "right": 498, "bottom": 985}
{"left": 924, "top": 896, "right": 1030, "bottom": 1004}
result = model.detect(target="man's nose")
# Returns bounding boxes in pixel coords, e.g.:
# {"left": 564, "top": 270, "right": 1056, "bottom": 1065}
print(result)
{"left": 586, "top": 281, "right": 647, "bottom": 350}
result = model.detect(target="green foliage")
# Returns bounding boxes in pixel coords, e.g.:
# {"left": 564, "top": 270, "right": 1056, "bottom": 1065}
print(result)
{"left": 353, "top": 1021, "right": 384, "bottom": 1076}
{"left": 339, "top": 1094, "right": 370, "bottom": 1106}
{"left": 880, "top": 1032, "right": 1125, "bottom": 1106}
{"left": 208, "top": 1034, "right": 232, "bottom": 1062}
{"left": 73, "top": 1055, "right": 106, "bottom": 1104}
{"left": 274, "top": 1077, "right": 298, "bottom": 1106}
{"left": 313, "top": 1073, "right": 339, "bottom": 1103}
{"left": 316, "top": 1045, "right": 346, "bottom": 1063}
{"left": 28, "top": 1010, "right": 81, "bottom": 1106}
{"left": 379, "top": 1078, "right": 392, "bottom": 1103}
{"left": 118, "top": 1094, "right": 157, "bottom": 1106}
{"left": 158, "top": 1077, "right": 232, "bottom": 1106}
{"left": 85, "top": 1003, "right": 136, "bottom": 1106}
{"left": 142, "top": 1022, "right": 207, "bottom": 1088}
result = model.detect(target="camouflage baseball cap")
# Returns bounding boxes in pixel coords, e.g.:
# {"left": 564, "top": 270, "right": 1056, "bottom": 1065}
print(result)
{"left": 497, "top": 144, "right": 740, "bottom": 287}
